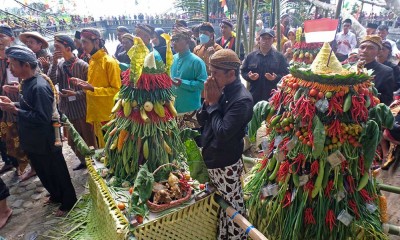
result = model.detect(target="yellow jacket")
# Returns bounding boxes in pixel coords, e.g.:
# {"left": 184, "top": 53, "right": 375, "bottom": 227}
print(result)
{"left": 86, "top": 49, "right": 121, "bottom": 123}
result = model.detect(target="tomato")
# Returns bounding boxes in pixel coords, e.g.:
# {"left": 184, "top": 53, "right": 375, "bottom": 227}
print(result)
{"left": 309, "top": 89, "right": 318, "bottom": 97}
{"left": 288, "top": 82, "right": 293, "bottom": 88}
{"left": 302, "top": 139, "right": 308, "bottom": 145}
{"left": 284, "top": 126, "right": 291, "bottom": 132}
{"left": 184, "top": 173, "right": 191, "bottom": 180}
{"left": 129, "top": 187, "right": 134, "bottom": 195}
{"left": 325, "top": 92, "right": 333, "bottom": 98}
{"left": 318, "top": 91, "right": 324, "bottom": 99}
{"left": 339, "top": 91, "right": 345, "bottom": 97}
{"left": 136, "top": 215, "right": 144, "bottom": 224}
{"left": 299, "top": 136, "right": 304, "bottom": 141}
{"left": 296, "top": 131, "right": 302, "bottom": 137}
{"left": 117, "top": 202, "right": 125, "bottom": 210}
{"left": 306, "top": 141, "right": 312, "bottom": 147}
{"left": 199, "top": 184, "right": 205, "bottom": 190}
{"left": 292, "top": 83, "right": 299, "bottom": 89}
{"left": 289, "top": 123, "right": 294, "bottom": 129}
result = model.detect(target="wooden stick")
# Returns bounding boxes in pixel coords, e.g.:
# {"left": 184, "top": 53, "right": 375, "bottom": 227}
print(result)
{"left": 214, "top": 194, "right": 268, "bottom": 240}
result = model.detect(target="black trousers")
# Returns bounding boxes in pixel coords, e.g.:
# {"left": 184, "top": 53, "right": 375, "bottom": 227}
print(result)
{"left": 0, "top": 178, "right": 9, "bottom": 201}
{"left": 27, "top": 150, "right": 77, "bottom": 211}
{"left": 0, "top": 141, "right": 18, "bottom": 167}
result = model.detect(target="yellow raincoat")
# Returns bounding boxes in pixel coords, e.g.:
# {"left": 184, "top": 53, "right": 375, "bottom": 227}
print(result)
{"left": 86, "top": 49, "right": 121, "bottom": 147}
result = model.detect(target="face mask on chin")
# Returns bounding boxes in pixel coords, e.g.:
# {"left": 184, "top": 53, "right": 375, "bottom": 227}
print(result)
{"left": 199, "top": 34, "right": 210, "bottom": 44}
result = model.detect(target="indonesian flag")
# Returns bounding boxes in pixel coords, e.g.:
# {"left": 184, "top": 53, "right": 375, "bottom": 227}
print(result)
{"left": 304, "top": 18, "right": 339, "bottom": 43}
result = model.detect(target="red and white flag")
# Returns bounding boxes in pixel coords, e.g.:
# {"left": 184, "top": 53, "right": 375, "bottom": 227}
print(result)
{"left": 304, "top": 18, "right": 339, "bottom": 43}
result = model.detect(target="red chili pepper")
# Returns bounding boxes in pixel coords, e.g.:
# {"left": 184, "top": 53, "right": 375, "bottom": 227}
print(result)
{"left": 351, "top": 95, "right": 368, "bottom": 123}
{"left": 325, "top": 209, "right": 336, "bottom": 232}
{"left": 310, "top": 161, "right": 319, "bottom": 177}
{"left": 328, "top": 95, "right": 344, "bottom": 116}
{"left": 327, "top": 119, "right": 342, "bottom": 140}
{"left": 304, "top": 180, "right": 314, "bottom": 197}
{"left": 281, "top": 191, "right": 292, "bottom": 208}
{"left": 270, "top": 89, "right": 282, "bottom": 110}
{"left": 358, "top": 156, "right": 365, "bottom": 175}
{"left": 290, "top": 154, "right": 305, "bottom": 174}
{"left": 277, "top": 161, "right": 290, "bottom": 182}
{"left": 258, "top": 158, "right": 268, "bottom": 171}
{"left": 359, "top": 189, "right": 373, "bottom": 202}
{"left": 346, "top": 175, "right": 355, "bottom": 194}
{"left": 324, "top": 180, "right": 334, "bottom": 197}
{"left": 304, "top": 208, "right": 316, "bottom": 225}
{"left": 348, "top": 199, "right": 360, "bottom": 219}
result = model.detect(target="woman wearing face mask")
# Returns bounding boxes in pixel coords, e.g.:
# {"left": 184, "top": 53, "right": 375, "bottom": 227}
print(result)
{"left": 193, "top": 22, "right": 223, "bottom": 76}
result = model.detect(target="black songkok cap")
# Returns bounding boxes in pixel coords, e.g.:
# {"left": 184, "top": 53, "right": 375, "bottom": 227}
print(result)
{"left": 6, "top": 45, "right": 37, "bottom": 64}
{"left": 0, "top": 24, "right": 13, "bottom": 37}
{"left": 55, "top": 34, "right": 76, "bottom": 50}
{"left": 117, "top": 26, "right": 130, "bottom": 33}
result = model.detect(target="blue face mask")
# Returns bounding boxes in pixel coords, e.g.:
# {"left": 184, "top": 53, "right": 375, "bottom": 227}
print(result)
{"left": 199, "top": 34, "right": 210, "bottom": 44}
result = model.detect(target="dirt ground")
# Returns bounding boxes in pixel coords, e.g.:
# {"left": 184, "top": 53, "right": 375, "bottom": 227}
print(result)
{"left": 0, "top": 141, "right": 400, "bottom": 239}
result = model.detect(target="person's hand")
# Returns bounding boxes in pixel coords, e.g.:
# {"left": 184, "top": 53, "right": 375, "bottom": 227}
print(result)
{"left": 343, "top": 40, "right": 351, "bottom": 48}
{"left": 395, "top": 52, "right": 400, "bottom": 60}
{"left": 337, "top": 40, "right": 342, "bottom": 45}
{"left": 0, "top": 97, "right": 17, "bottom": 114}
{"left": 204, "top": 76, "right": 222, "bottom": 106}
{"left": 38, "top": 56, "right": 51, "bottom": 69}
{"left": 286, "top": 48, "right": 292, "bottom": 54}
{"left": 70, "top": 77, "right": 94, "bottom": 91}
{"left": 0, "top": 96, "right": 12, "bottom": 103}
{"left": 265, "top": 73, "right": 277, "bottom": 81}
{"left": 248, "top": 71, "right": 259, "bottom": 81}
{"left": 206, "top": 46, "right": 215, "bottom": 55}
{"left": 172, "top": 78, "right": 182, "bottom": 87}
{"left": 61, "top": 89, "right": 77, "bottom": 97}
{"left": 52, "top": 51, "right": 63, "bottom": 64}
{"left": 2, "top": 83, "right": 19, "bottom": 94}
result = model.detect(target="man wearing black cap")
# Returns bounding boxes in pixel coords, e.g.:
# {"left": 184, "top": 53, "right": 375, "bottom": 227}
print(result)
{"left": 366, "top": 23, "right": 378, "bottom": 35}
{"left": 114, "top": 26, "right": 130, "bottom": 62}
{"left": 0, "top": 45, "right": 77, "bottom": 216}
{"left": 48, "top": 34, "right": 96, "bottom": 170}
{"left": 359, "top": 35, "right": 394, "bottom": 106}
{"left": 335, "top": 19, "right": 357, "bottom": 62}
{"left": 241, "top": 28, "right": 289, "bottom": 105}
{"left": 216, "top": 20, "right": 245, "bottom": 60}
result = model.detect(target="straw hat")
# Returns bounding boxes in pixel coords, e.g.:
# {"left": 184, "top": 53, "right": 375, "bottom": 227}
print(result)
{"left": 19, "top": 31, "right": 49, "bottom": 49}
{"left": 310, "top": 42, "right": 343, "bottom": 75}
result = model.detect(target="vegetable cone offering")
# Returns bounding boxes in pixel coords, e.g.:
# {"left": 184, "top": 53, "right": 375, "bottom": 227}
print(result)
{"left": 103, "top": 36, "right": 186, "bottom": 183}
{"left": 245, "top": 43, "right": 394, "bottom": 239}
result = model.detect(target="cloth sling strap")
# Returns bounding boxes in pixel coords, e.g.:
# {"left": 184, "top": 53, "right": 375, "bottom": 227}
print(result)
{"left": 221, "top": 36, "right": 235, "bottom": 50}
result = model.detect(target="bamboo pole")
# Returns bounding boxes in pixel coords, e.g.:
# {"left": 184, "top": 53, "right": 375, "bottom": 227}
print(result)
{"left": 383, "top": 224, "right": 400, "bottom": 236}
{"left": 214, "top": 194, "right": 268, "bottom": 240}
{"left": 235, "top": 0, "right": 245, "bottom": 56}
{"left": 275, "top": 0, "right": 281, "bottom": 52}
{"left": 205, "top": 0, "right": 209, "bottom": 22}
{"left": 377, "top": 183, "right": 400, "bottom": 194}
{"left": 334, "top": 0, "right": 343, "bottom": 19}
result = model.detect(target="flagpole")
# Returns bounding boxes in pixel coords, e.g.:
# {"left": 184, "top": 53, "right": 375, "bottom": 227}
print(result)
{"left": 326, "top": 17, "right": 341, "bottom": 67}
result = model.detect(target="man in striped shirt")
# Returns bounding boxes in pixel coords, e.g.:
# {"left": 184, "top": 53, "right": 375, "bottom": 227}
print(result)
{"left": 48, "top": 34, "right": 96, "bottom": 171}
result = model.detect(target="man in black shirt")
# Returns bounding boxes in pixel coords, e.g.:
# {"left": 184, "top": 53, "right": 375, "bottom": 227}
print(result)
{"left": 197, "top": 49, "right": 253, "bottom": 240}
{"left": 241, "top": 28, "right": 289, "bottom": 105}
{"left": 358, "top": 35, "right": 394, "bottom": 106}
{"left": 0, "top": 46, "right": 77, "bottom": 216}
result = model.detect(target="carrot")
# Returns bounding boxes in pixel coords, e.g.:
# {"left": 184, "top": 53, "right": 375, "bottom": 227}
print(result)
{"left": 379, "top": 195, "right": 388, "bottom": 223}
{"left": 117, "top": 129, "right": 128, "bottom": 152}
{"left": 109, "top": 127, "right": 118, "bottom": 137}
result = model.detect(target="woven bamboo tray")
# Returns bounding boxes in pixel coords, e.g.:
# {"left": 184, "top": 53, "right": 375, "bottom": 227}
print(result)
{"left": 85, "top": 158, "right": 129, "bottom": 240}
{"left": 134, "top": 193, "right": 220, "bottom": 240}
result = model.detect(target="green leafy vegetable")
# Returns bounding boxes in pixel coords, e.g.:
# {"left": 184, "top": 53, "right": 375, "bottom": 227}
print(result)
{"left": 312, "top": 115, "right": 325, "bottom": 159}
{"left": 185, "top": 139, "right": 209, "bottom": 183}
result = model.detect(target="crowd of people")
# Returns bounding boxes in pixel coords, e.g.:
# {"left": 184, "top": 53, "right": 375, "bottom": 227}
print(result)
{"left": 0, "top": 13, "right": 399, "bottom": 238}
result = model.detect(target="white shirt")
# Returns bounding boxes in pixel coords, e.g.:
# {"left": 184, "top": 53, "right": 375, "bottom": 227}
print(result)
{"left": 335, "top": 31, "right": 357, "bottom": 55}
